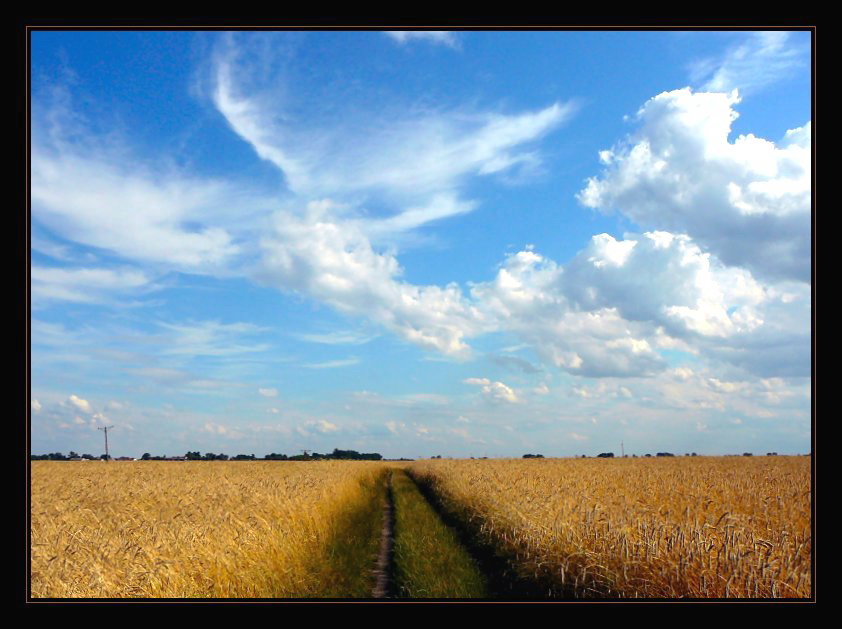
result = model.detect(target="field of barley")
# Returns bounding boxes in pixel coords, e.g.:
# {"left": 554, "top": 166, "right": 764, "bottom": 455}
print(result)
{"left": 30, "top": 461, "right": 387, "bottom": 598}
{"left": 409, "top": 456, "right": 811, "bottom": 599}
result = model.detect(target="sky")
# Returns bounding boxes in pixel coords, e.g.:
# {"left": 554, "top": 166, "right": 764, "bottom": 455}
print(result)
{"left": 29, "top": 29, "right": 812, "bottom": 459}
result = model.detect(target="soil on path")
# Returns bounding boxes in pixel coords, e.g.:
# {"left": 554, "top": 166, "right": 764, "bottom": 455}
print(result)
{"left": 371, "top": 472, "right": 395, "bottom": 598}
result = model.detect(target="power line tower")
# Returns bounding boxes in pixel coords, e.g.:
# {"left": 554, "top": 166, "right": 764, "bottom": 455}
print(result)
{"left": 98, "top": 425, "right": 114, "bottom": 461}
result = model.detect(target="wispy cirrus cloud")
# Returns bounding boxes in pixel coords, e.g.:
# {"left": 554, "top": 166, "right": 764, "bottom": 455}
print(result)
{"left": 689, "top": 31, "right": 810, "bottom": 95}
{"left": 385, "top": 31, "right": 459, "bottom": 48}
{"left": 30, "top": 77, "right": 275, "bottom": 277}
{"left": 211, "top": 33, "right": 573, "bottom": 206}
{"left": 303, "top": 358, "right": 361, "bottom": 369}
{"left": 292, "top": 329, "right": 379, "bottom": 346}
{"left": 32, "top": 149, "right": 243, "bottom": 271}
{"left": 31, "top": 265, "right": 156, "bottom": 306}
{"left": 158, "top": 320, "right": 271, "bottom": 357}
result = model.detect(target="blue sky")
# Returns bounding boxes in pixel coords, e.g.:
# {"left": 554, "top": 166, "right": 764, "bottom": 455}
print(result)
{"left": 30, "top": 29, "right": 812, "bottom": 458}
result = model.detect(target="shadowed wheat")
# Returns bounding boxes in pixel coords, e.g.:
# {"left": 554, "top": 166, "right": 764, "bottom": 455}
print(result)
{"left": 31, "top": 461, "right": 385, "bottom": 598}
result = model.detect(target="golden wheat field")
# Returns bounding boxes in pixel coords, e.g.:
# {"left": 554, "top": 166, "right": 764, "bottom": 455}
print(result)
{"left": 409, "top": 456, "right": 812, "bottom": 599}
{"left": 31, "top": 456, "right": 812, "bottom": 599}
{"left": 30, "top": 461, "right": 386, "bottom": 598}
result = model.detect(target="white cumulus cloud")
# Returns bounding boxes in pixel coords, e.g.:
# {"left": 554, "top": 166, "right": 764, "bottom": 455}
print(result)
{"left": 578, "top": 88, "right": 811, "bottom": 283}
{"left": 258, "top": 202, "right": 489, "bottom": 356}
{"left": 464, "top": 377, "right": 518, "bottom": 403}
{"left": 67, "top": 394, "right": 91, "bottom": 413}
{"left": 562, "top": 231, "right": 767, "bottom": 338}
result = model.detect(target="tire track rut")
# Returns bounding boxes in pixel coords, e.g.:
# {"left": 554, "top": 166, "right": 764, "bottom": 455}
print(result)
{"left": 371, "top": 472, "right": 395, "bottom": 598}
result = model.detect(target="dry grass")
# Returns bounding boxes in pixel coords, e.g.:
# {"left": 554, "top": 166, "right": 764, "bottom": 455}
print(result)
{"left": 409, "top": 456, "right": 811, "bottom": 599}
{"left": 30, "top": 461, "right": 386, "bottom": 598}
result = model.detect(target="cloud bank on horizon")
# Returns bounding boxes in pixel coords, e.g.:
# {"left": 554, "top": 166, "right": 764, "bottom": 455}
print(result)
{"left": 30, "top": 30, "right": 812, "bottom": 458}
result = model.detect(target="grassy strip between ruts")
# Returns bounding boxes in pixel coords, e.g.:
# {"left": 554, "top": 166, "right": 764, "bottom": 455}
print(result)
{"left": 406, "top": 468, "right": 552, "bottom": 599}
{"left": 391, "top": 469, "right": 487, "bottom": 599}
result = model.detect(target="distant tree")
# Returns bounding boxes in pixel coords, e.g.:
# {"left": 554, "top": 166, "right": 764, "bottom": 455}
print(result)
{"left": 141, "top": 453, "right": 151, "bottom": 461}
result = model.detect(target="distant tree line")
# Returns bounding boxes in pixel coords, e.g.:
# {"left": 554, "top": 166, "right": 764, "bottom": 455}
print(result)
{"left": 139, "top": 449, "right": 383, "bottom": 461}
{"left": 30, "top": 452, "right": 107, "bottom": 461}
{"left": 27, "top": 448, "right": 383, "bottom": 462}
{"left": 266, "top": 449, "right": 383, "bottom": 461}
{"left": 31, "top": 448, "right": 791, "bottom": 462}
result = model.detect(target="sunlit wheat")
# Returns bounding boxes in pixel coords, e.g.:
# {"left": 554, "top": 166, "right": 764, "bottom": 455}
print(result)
{"left": 409, "top": 456, "right": 811, "bottom": 599}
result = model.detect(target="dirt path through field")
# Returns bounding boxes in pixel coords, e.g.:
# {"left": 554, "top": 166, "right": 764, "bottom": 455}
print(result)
{"left": 371, "top": 468, "right": 548, "bottom": 599}
{"left": 371, "top": 471, "right": 395, "bottom": 598}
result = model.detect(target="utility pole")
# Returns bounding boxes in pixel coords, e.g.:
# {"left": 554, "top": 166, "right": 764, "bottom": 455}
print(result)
{"left": 621, "top": 441, "right": 625, "bottom": 458}
{"left": 98, "top": 425, "right": 114, "bottom": 461}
